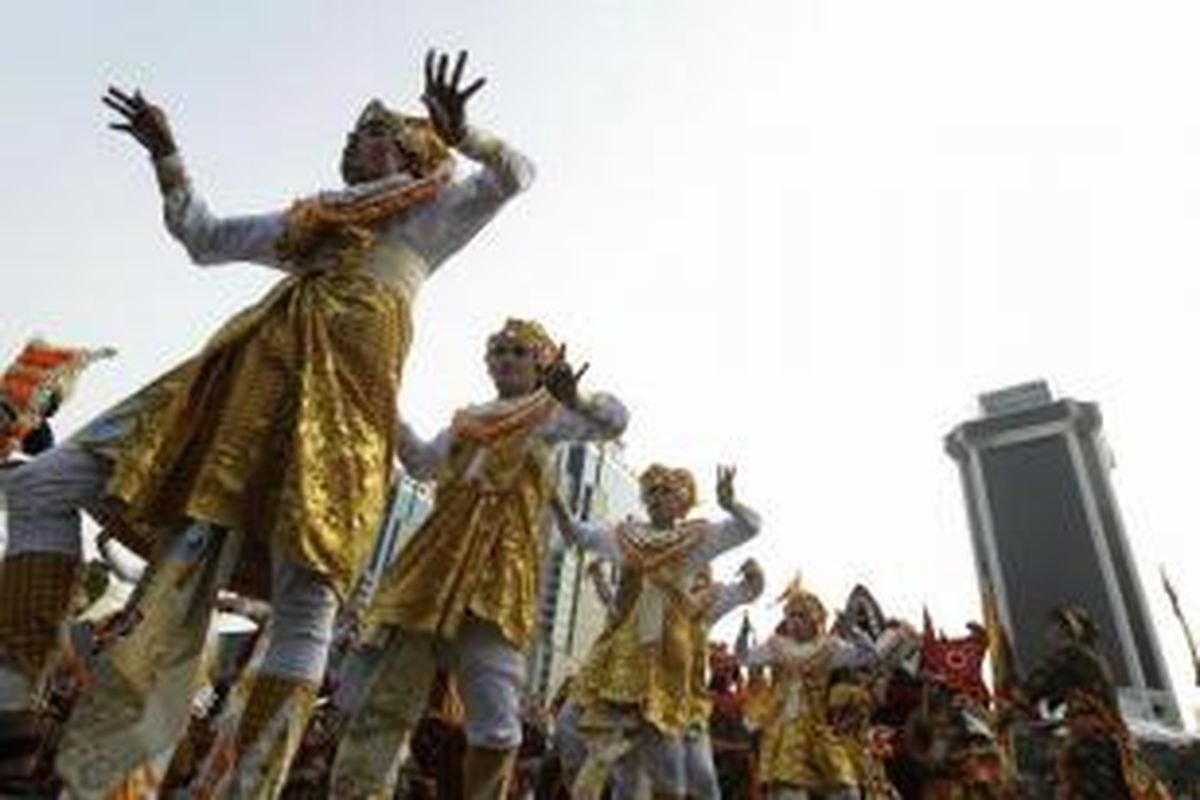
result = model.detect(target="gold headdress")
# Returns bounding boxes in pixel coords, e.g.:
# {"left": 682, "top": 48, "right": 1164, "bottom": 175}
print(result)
{"left": 353, "top": 99, "right": 453, "bottom": 178}
{"left": 1052, "top": 604, "right": 1097, "bottom": 645}
{"left": 638, "top": 464, "right": 698, "bottom": 511}
{"left": 777, "top": 575, "right": 827, "bottom": 630}
{"left": 488, "top": 318, "right": 558, "bottom": 367}
{"left": 0, "top": 339, "right": 115, "bottom": 459}
{"left": 827, "top": 681, "right": 873, "bottom": 717}
{"left": 280, "top": 100, "right": 454, "bottom": 266}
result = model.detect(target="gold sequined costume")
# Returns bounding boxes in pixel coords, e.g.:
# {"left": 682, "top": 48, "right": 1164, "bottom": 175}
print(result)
{"left": 574, "top": 521, "right": 708, "bottom": 737}
{"left": 96, "top": 265, "right": 408, "bottom": 601}
{"left": 756, "top": 642, "right": 858, "bottom": 791}
{"left": 369, "top": 390, "right": 559, "bottom": 647}
{"left": 750, "top": 583, "right": 859, "bottom": 794}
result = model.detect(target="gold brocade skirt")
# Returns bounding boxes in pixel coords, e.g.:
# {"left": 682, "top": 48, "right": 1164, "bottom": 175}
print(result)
{"left": 759, "top": 709, "right": 857, "bottom": 790}
{"left": 574, "top": 603, "right": 696, "bottom": 736}
{"left": 368, "top": 476, "right": 542, "bottom": 650}
{"left": 87, "top": 269, "right": 410, "bottom": 599}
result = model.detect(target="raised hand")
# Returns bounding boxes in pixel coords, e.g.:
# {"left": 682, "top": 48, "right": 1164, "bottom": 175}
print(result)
{"left": 103, "top": 86, "right": 176, "bottom": 159}
{"left": 541, "top": 345, "right": 590, "bottom": 410}
{"left": 716, "top": 465, "right": 738, "bottom": 511}
{"left": 740, "top": 558, "right": 766, "bottom": 598}
{"left": 549, "top": 493, "right": 577, "bottom": 547}
{"left": 421, "top": 49, "right": 486, "bottom": 146}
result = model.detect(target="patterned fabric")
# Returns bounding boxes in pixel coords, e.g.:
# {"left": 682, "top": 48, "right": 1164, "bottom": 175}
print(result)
{"left": 685, "top": 615, "right": 714, "bottom": 728}
{"left": 756, "top": 642, "right": 857, "bottom": 791}
{"left": 1021, "top": 632, "right": 1170, "bottom": 800}
{"left": 237, "top": 674, "right": 316, "bottom": 754}
{"left": 102, "top": 760, "right": 164, "bottom": 800}
{"left": 920, "top": 621, "right": 991, "bottom": 709}
{"left": 331, "top": 628, "right": 439, "bottom": 799}
{"left": 93, "top": 266, "right": 410, "bottom": 601}
{"left": 638, "top": 464, "right": 697, "bottom": 510}
{"left": 350, "top": 99, "right": 454, "bottom": 180}
{"left": 827, "top": 683, "right": 900, "bottom": 799}
{"left": 915, "top": 702, "right": 1011, "bottom": 800}
{"left": 1057, "top": 690, "right": 1171, "bottom": 800}
{"left": 462, "top": 745, "right": 517, "bottom": 800}
{"left": 572, "top": 733, "right": 635, "bottom": 800}
{"left": 274, "top": 174, "right": 445, "bottom": 270}
{"left": 0, "top": 339, "right": 114, "bottom": 460}
{"left": 573, "top": 523, "right": 706, "bottom": 737}
{"left": 56, "top": 526, "right": 242, "bottom": 799}
{"left": 198, "top": 672, "right": 318, "bottom": 800}
{"left": 0, "top": 551, "right": 79, "bottom": 684}
{"left": 368, "top": 394, "right": 557, "bottom": 649}
{"left": 488, "top": 318, "right": 558, "bottom": 365}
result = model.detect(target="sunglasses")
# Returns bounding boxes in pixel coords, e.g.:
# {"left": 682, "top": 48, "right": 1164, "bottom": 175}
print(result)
{"left": 489, "top": 344, "right": 532, "bottom": 360}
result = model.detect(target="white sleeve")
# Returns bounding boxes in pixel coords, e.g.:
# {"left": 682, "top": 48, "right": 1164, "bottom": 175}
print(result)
{"left": 741, "top": 638, "right": 777, "bottom": 667}
{"left": 687, "top": 502, "right": 762, "bottom": 569}
{"left": 395, "top": 420, "right": 451, "bottom": 482}
{"left": 566, "top": 519, "right": 623, "bottom": 563}
{"left": 828, "top": 632, "right": 877, "bottom": 670}
{"left": 706, "top": 577, "right": 760, "bottom": 625}
{"left": 154, "top": 154, "right": 288, "bottom": 269}
{"left": 98, "top": 537, "right": 146, "bottom": 584}
{"left": 538, "top": 393, "right": 629, "bottom": 445}
{"left": 399, "top": 126, "right": 535, "bottom": 270}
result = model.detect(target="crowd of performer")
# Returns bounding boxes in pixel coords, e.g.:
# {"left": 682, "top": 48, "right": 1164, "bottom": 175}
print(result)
{"left": 0, "top": 48, "right": 1185, "bottom": 799}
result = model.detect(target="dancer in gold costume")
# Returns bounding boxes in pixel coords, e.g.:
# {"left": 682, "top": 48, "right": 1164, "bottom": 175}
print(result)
{"left": 609, "top": 559, "right": 765, "bottom": 799}
{"left": 0, "top": 49, "right": 533, "bottom": 798}
{"left": 556, "top": 464, "right": 761, "bottom": 800}
{"left": 332, "top": 318, "right": 628, "bottom": 799}
{"left": 742, "top": 581, "right": 874, "bottom": 800}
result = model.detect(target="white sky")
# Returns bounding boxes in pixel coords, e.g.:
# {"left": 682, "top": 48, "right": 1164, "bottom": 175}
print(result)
{"left": 4, "top": 1, "right": 1200, "bottom": 723}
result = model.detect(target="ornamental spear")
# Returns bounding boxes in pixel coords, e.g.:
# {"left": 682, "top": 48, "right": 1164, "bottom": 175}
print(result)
{"left": 1161, "top": 566, "right": 1200, "bottom": 687}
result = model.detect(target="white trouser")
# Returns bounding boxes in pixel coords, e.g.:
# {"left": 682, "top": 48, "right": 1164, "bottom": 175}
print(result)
{"left": 350, "top": 617, "right": 527, "bottom": 748}
{"left": 554, "top": 700, "right": 589, "bottom": 786}
{"left": 1, "top": 441, "right": 338, "bottom": 685}
{"left": 401, "top": 617, "right": 527, "bottom": 748}
{"left": 605, "top": 723, "right": 686, "bottom": 798}
{"left": 683, "top": 728, "right": 721, "bottom": 800}
{"left": 332, "top": 618, "right": 526, "bottom": 798}
{"left": 4, "top": 442, "right": 103, "bottom": 558}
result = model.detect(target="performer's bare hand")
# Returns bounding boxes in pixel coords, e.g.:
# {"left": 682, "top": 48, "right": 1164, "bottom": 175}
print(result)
{"left": 549, "top": 493, "right": 577, "bottom": 547}
{"left": 541, "top": 345, "right": 590, "bottom": 410}
{"left": 716, "top": 465, "right": 738, "bottom": 511}
{"left": 103, "top": 86, "right": 177, "bottom": 159}
{"left": 421, "top": 49, "right": 485, "bottom": 146}
{"left": 740, "top": 558, "right": 765, "bottom": 598}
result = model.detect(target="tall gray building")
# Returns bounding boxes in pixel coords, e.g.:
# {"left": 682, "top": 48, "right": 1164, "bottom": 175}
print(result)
{"left": 945, "top": 381, "right": 1180, "bottom": 727}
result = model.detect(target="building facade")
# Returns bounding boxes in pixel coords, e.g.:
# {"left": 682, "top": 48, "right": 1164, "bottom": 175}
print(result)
{"left": 945, "top": 381, "right": 1180, "bottom": 727}
{"left": 528, "top": 441, "right": 641, "bottom": 701}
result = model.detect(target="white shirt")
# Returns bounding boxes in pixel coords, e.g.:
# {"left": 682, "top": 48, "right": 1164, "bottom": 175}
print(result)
{"left": 565, "top": 504, "right": 763, "bottom": 575}
{"left": 395, "top": 392, "right": 630, "bottom": 483}
{"left": 153, "top": 126, "right": 535, "bottom": 306}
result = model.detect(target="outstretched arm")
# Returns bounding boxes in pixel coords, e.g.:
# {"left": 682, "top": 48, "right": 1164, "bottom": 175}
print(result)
{"left": 586, "top": 559, "right": 618, "bottom": 614}
{"left": 549, "top": 494, "right": 622, "bottom": 561}
{"left": 394, "top": 419, "right": 450, "bottom": 482}
{"left": 104, "top": 86, "right": 287, "bottom": 269}
{"left": 96, "top": 530, "right": 146, "bottom": 584}
{"left": 707, "top": 559, "right": 766, "bottom": 625}
{"left": 690, "top": 466, "right": 762, "bottom": 567}
{"left": 400, "top": 50, "right": 536, "bottom": 269}
{"left": 740, "top": 637, "right": 779, "bottom": 668}
{"left": 538, "top": 346, "right": 629, "bottom": 444}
